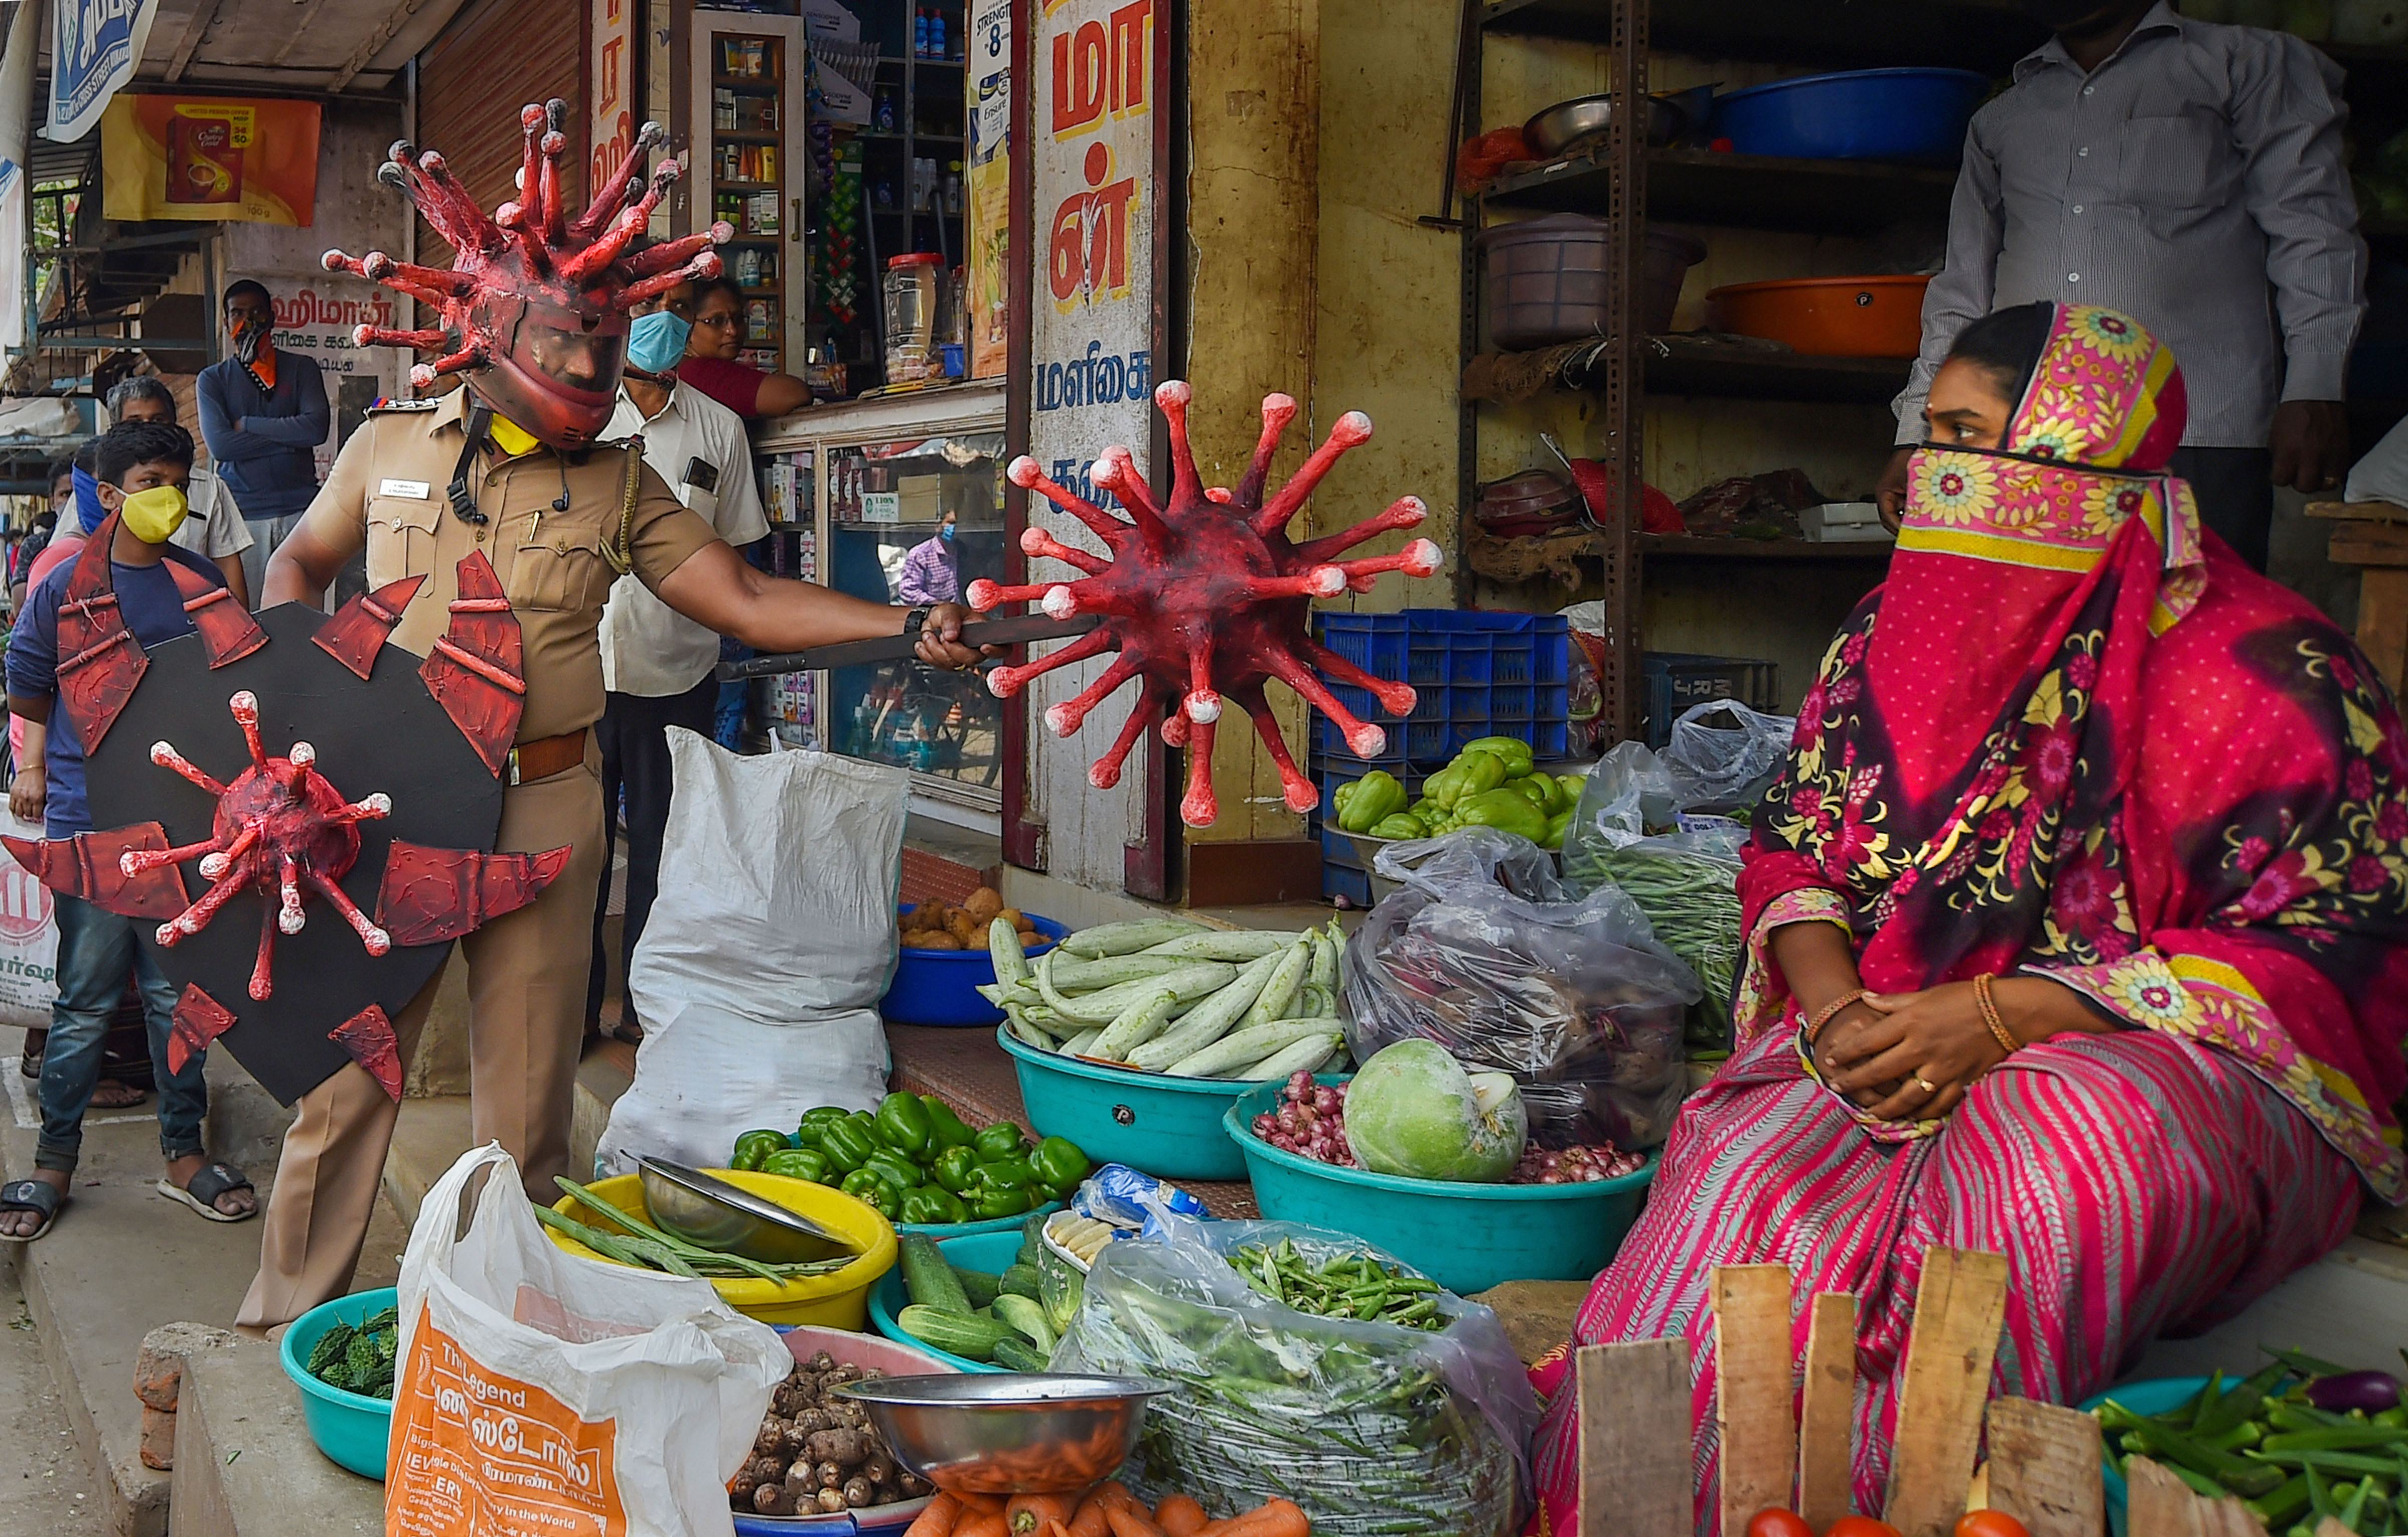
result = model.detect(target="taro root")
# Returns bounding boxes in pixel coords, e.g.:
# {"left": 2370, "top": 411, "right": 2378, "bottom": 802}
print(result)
{"left": 817, "top": 1461, "right": 844, "bottom": 1490}
{"left": 792, "top": 1407, "right": 832, "bottom": 1436}
{"left": 753, "top": 1421, "right": 786, "bottom": 1457}
{"left": 861, "top": 1453, "right": 894, "bottom": 1486}
{"left": 842, "top": 1476, "right": 875, "bottom": 1507}
{"left": 753, "top": 1483, "right": 788, "bottom": 1515}
{"left": 804, "top": 1428, "right": 870, "bottom": 1467}
{"left": 816, "top": 1489, "right": 849, "bottom": 1514}
{"left": 809, "top": 1351, "right": 836, "bottom": 1372}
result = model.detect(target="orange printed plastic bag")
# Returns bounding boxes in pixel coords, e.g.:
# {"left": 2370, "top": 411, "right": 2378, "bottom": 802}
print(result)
{"left": 385, "top": 1145, "right": 790, "bottom": 1536}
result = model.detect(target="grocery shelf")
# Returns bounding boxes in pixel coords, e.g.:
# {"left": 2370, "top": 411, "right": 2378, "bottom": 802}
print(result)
{"left": 1484, "top": 149, "right": 1959, "bottom": 234}
{"left": 1639, "top": 533, "right": 1894, "bottom": 563}
{"left": 1639, "top": 338, "right": 1911, "bottom": 404}
{"left": 1481, "top": 0, "right": 2043, "bottom": 71}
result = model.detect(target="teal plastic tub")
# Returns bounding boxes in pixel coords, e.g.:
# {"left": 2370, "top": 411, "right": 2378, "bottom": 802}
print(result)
{"left": 898, "top": 1200, "right": 1062, "bottom": 1243}
{"left": 868, "top": 1230, "right": 1026, "bottom": 1373}
{"left": 1224, "top": 1080, "right": 1657, "bottom": 1295}
{"left": 279, "top": 1286, "right": 398, "bottom": 1480}
{"left": 999, "top": 1025, "right": 1263, "bottom": 1181}
{"left": 2083, "top": 1376, "right": 2206, "bottom": 1537}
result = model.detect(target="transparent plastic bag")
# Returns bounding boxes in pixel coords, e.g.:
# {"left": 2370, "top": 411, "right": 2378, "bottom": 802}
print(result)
{"left": 1056, "top": 1213, "right": 1536, "bottom": 1536}
{"left": 1662, "top": 698, "right": 1794, "bottom": 811}
{"left": 1342, "top": 829, "right": 1697, "bottom": 1148}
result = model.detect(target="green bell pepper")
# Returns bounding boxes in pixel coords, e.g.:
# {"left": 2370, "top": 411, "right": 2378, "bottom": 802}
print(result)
{"left": 1510, "top": 776, "right": 1554, "bottom": 813}
{"left": 1458, "top": 785, "right": 1550, "bottom": 843}
{"left": 1336, "top": 770, "right": 1406, "bottom": 834}
{"left": 1031, "top": 1136, "right": 1090, "bottom": 1189}
{"left": 1544, "top": 810, "right": 1573, "bottom": 850}
{"left": 874, "top": 1091, "right": 934, "bottom": 1157}
{"left": 863, "top": 1148, "right": 924, "bottom": 1194}
{"left": 979, "top": 1156, "right": 1036, "bottom": 1190}
{"left": 971, "top": 1183, "right": 1034, "bottom": 1219}
{"left": 840, "top": 1168, "right": 901, "bottom": 1217}
{"left": 762, "top": 1147, "right": 832, "bottom": 1183}
{"left": 730, "top": 1129, "right": 791, "bottom": 1172}
{"left": 1368, "top": 813, "right": 1427, "bottom": 840}
{"left": 973, "top": 1123, "right": 1031, "bottom": 1163}
{"left": 1460, "top": 735, "right": 1535, "bottom": 778}
{"left": 898, "top": 1186, "right": 969, "bottom": 1225}
{"left": 921, "top": 1096, "right": 976, "bottom": 1151}
{"left": 819, "top": 1117, "right": 880, "bottom": 1174}
{"left": 931, "top": 1144, "right": 982, "bottom": 1193}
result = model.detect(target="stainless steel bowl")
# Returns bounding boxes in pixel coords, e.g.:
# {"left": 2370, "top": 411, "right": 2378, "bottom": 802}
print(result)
{"left": 1522, "top": 93, "right": 1686, "bottom": 158}
{"left": 635, "top": 1156, "right": 855, "bottom": 1265}
{"left": 834, "top": 1373, "right": 1174, "bottom": 1494}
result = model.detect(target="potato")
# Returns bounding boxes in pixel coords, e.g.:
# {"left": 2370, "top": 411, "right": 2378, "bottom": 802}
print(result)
{"left": 962, "top": 886, "right": 1004, "bottom": 923}
{"left": 945, "top": 913, "right": 982, "bottom": 947}
{"left": 995, "top": 907, "right": 1025, "bottom": 930}
{"left": 909, "top": 931, "right": 962, "bottom": 950}
{"left": 1016, "top": 929, "right": 1040, "bottom": 948}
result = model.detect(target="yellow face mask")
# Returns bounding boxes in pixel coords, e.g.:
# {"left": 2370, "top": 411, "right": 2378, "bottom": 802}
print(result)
{"left": 117, "top": 485, "right": 190, "bottom": 543}
{"left": 486, "top": 413, "right": 540, "bottom": 458}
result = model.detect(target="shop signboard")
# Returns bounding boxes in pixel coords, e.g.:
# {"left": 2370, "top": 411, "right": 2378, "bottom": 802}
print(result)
{"left": 966, "top": 0, "right": 1010, "bottom": 378}
{"left": 261, "top": 275, "right": 409, "bottom": 478}
{"left": 99, "top": 95, "right": 322, "bottom": 226}
{"left": 589, "top": 0, "right": 638, "bottom": 199}
{"left": 45, "top": 0, "right": 155, "bottom": 143}
{"left": 1016, "top": 0, "right": 1167, "bottom": 893}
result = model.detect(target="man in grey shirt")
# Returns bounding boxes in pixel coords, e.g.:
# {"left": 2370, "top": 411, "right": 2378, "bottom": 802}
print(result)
{"left": 1876, "top": 0, "right": 2366, "bottom": 571}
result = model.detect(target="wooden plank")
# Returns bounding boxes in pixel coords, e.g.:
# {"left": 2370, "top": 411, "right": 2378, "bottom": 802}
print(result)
{"left": 2305, "top": 499, "right": 2408, "bottom": 523}
{"left": 1576, "top": 1338, "right": 1694, "bottom": 1537}
{"left": 2125, "top": 1458, "right": 2207, "bottom": 1537}
{"left": 1983, "top": 1398, "right": 2103, "bottom": 1537}
{"left": 2358, "top": 567, "right": 2408, "bottom": 695}
{"left": 2328, "top": 521, "right": 2408, "bottom": 567}
{"left": 1714, "top": 1265, "right": 1798, "bottom": 1536}
{"left": 1882, "top": 1248, "right": 2009, "bottom": 1537}
{"left": 1797, "top": 1292, "right": 1857, "bottom": 1534}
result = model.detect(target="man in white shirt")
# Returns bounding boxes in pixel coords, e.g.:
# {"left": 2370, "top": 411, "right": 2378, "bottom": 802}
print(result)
{"left": 585, "top": 300, "right": 770, "bottom": 1042}
{"left": 106, "top": 378, "right": 255, "bottom": 606}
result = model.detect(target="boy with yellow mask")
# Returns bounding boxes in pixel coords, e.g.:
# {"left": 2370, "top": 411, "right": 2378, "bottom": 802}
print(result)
{"left": 0, "top": 419, "right": 256, "bottom": 1243}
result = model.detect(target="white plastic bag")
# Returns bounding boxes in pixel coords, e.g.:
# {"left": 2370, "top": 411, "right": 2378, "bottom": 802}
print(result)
{"left": 386, "top": 1143, "right": 790, "bottom": 1537}
{"left": 0, "top": 807, "right": 61, "bottom": 1030}
{"left": 600, "top": 731, "right": 907, "bottom": 1174}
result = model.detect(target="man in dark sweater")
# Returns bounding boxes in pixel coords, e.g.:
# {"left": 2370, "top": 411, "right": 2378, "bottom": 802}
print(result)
{"left": 196, "top": 280, "right": 328, "bottom": 600}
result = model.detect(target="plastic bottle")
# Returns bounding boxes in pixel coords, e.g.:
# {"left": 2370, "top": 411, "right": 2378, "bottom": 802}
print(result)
{"left": 913, "top": 10, "right": 929, "bottom": 58}
{"left": 932, "top": 11, "right": 948, "bottom": 58}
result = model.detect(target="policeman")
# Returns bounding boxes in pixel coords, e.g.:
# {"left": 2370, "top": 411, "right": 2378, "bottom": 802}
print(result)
{"left": 236, "top": 107, "right": 985, "bottom": 1329}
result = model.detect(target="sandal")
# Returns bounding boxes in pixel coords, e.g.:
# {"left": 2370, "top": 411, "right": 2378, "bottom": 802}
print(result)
{"left": 0, "top": 1179, "right": 62, "bottom": 1243}
{"left": 156, "top": 1161, "right": 255, "bottom": 1223}
{"left": 20, "top": 1031, "right": 42, "bottom": 1079}
{"left": 89, "top": 1079, "right": 148, "bottom": 1109}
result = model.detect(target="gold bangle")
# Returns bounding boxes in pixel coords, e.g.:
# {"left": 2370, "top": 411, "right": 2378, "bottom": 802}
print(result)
{"left": 1975, "top": 973, "right": 2017, "bottom": 1056}
{"left": 1804, "top": 987, "right": 1868, "bottom": 1045}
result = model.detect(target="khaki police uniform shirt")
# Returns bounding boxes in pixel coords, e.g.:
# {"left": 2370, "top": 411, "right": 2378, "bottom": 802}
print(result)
{"left": 296, "top": 389, "right": 722, "bottom": 743}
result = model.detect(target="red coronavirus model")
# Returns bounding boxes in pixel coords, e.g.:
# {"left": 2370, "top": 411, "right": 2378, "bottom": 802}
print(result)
{"left": 967, "top": 381, "right": 1441, "bottom": 827}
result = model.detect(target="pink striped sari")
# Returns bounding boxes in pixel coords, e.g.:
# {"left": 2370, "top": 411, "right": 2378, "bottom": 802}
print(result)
{"left": 1526, "top": 307, "right": 2408, "bottom": 1533}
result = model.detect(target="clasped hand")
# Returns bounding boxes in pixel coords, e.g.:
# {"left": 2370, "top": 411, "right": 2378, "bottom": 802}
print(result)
{"left": 1814, "top": 983, "right": 2005, "bottom": 1124}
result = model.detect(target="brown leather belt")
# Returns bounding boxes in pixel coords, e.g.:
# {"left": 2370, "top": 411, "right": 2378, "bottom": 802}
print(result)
{"left": 507, "top": 729, "right": 587, "bottom": 786}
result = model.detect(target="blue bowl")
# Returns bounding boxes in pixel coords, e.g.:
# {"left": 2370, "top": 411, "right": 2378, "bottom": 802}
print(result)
{"left": 1710, "top": 68, "right": 1989, "bottom": 163}
{"left": 1000, "top": 1025, "right": 1268, "bottom": 1181}
{"left": 279, "top": 1287, "right": 399, "bottom": 1480}
{"left": 867, "top": 1230, "right": 1027, "bottom": 1372}
{"left": 1225, "top": 1079, "right": 1657, "bottom": 1295}
{"left": 2082, "top": 1376, "right": 2207, "bottom": 1537}
{"left": 882, "top": 911, "right": 1067, "bottom": 1028}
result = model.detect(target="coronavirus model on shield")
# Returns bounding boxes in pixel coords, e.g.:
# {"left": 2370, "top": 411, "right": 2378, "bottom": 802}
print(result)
{"left": 968, "top": 381, "right": 1443, "bottom": 826}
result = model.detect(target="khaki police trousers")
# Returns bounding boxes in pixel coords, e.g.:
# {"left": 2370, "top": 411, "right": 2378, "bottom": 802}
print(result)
{"left": 236, "top": 748, "right": 606, "bottom": 1331}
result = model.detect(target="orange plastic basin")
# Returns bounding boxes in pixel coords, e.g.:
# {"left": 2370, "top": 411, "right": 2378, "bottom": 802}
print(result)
{"left": 1704, "top": 274, "right": 1932, "bottom": 358}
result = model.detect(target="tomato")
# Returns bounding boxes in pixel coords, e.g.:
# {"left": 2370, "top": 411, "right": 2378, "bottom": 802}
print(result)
{"left": 1953, "top": 1514, "right": 2031, "bottom": 1537}
{"left": 1824, "top": 1519, "right": 1906, "bottom": 1537}
{"left": 1745, "top": 1511, "right": 1815, "bottom": 1537}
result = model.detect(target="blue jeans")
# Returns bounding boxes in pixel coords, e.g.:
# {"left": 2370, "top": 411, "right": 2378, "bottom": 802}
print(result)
{"left": 35, "top": 894, "right": 202, "bottom": 1174}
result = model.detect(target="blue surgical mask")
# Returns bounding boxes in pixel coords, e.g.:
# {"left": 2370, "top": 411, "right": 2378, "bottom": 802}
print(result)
{"left": 626, "top": 310, "right": 692, "bottom": 376}
{"left": 72, "top": 466, "right": 105, "bottom": 535}
{"left": 939, "top": 524, "right": 956, "bottom": 544}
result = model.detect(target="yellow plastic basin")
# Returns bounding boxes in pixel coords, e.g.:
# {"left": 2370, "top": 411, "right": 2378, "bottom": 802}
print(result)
{"left": 546, "top": 1169, "right": 897, "bottom": 1328}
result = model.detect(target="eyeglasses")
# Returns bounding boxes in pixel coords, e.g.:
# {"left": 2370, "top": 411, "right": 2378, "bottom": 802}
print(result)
{"left": 691, "top": 312, "right": 741, "bottom": 331}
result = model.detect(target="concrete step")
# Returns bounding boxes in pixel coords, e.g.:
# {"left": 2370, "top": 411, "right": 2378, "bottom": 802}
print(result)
{"left": 168, "top": 1336, "right": 380, "bottom": 1537}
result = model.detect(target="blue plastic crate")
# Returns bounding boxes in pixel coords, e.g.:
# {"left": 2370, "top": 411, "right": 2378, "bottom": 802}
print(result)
{"left": 1537, "top": 684, "right": 1570, "bottom": 726}
{"left": 1405, "top": 720, "right": 1451, "bottom": 760}
{"left": 1313, "top": 715, "right": 1408, "bottom": 765}
{"left": 1318, "top": 612, "right": 1408, "bottom": 673}
{"left": 1322, "top": 861, "right": 1374, "bottom": 906}
{"left": 1407, "top": 642, "right": 1450, "bottom": 687}
{"left": 1491, "top": 684, "right": 1534, "bottom": 721}
{"left": 1410, "top": 685, "right": 1448, "bottom": 721}
{"left": 1642, "top": 653, "right": 1777, "bottom": 749}
{"left": 1319, "top": 822, "right": 1365, "bottom": 872}
{"left": 1449, "top": 642, "right": 1492, "bottom": 685}
{"left": 1450, "top": 686, "right": 1491, "bottom": 720}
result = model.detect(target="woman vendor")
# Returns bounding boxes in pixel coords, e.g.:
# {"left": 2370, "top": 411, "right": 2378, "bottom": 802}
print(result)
{"left": 1529, "top": 303, "right": 2408, "bottom": 1533}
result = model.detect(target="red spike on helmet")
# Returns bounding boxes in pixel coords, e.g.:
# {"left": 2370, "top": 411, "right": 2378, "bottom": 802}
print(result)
{"left": 325, "top": 103, "right": 731, "bottom": 450}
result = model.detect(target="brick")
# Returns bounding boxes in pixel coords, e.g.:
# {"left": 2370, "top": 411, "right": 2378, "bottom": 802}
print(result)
{"left": 139, "top": 1405, "right": 178, "bottom": 1471}
{"left": 133, "top": 1321, "right": 239, "bottom": 1412}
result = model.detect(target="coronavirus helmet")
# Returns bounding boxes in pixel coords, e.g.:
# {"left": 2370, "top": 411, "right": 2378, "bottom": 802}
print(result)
{"left": 325, "top": 100, "right": 730, "bottom": 450}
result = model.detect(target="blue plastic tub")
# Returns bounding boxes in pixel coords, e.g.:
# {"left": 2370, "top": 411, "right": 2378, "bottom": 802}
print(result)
{"left": 1225, "top": 1080, "right": 1657, "bottom": 1295}
{"left": 1001, "top": 1025, "right": 1272, "bottom": 1180}
{"left": 867, "top": 1230, "right": 1025, "bottom": 1372}
{"left": 882, "top": 911, "right": 1067, "bottom": 1027}
{"left": 1710, "top": 68, "right": 1989, "bottom": 163}
{"left": 279, "top": 1287, "right": 398, "bottom": 1480}
{"left": 2082, "top": 1376, "right": 2206, "bottom": 1537}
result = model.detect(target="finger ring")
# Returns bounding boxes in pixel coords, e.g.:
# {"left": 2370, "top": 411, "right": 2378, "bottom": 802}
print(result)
{"left": 1915, "top": 1075, "right": 1938, "bottom": 1094}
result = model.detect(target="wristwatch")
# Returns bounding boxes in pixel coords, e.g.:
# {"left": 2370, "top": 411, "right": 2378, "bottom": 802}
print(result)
{"left": 901, "top": 605, "right": 932, "bottom": 641}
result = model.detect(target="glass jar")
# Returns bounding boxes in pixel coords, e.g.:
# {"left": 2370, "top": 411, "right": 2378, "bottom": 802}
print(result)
{"left": 882, "top": 252, "right": 943, "bottom": 386}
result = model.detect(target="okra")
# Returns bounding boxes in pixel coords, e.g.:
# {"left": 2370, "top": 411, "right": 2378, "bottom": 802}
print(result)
{"left": 1243, "top": 936, "right": 1314, "bottom": 1030}
{"left": 2253, "top": 1450, "right": 2408, "bottom": 1478}
{"left": 1061, "top": 918, "right": 1208, "bottom": 958}
{"left": 2261, "top": 1426, "right": 2408, "bottom": 1455}
{"left": 2247, "top": 1474, "right": 2313, "bottom": 1526}
{"left": 2101, "top": 1407, "right": 2284, "bottom": 1496}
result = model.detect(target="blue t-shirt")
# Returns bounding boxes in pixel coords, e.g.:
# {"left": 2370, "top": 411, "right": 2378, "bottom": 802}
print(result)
{"left": 7, "top": 545, "right": 223, "bottom": 838}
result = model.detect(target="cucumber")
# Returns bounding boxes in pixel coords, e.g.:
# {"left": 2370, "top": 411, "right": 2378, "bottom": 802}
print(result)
{"left": 897, "top": 1304, "right": 1017, "bottom": 1361}
{"left": 1243, "top": 937, "right": 1314, "bottom": 1031}
{"left": 956, "top": 1267, "right": 1003, "bottom": 1309}
{"left": 1165, "top": 1018, "right": 1340, "bottom": 1079}
{"left": 999, "top": 1262, "right": 1042, "bottom": 1300}
{"left": 1137, "top": 930, "right": 1301, "bottom": 961}
{"left": 1089, "top": 988, "right": 1179, "bottom": 1061}
{"left": 1122, "top": 950, "right": 1285, "bottom": 1071}
{"left": 1061, "top": 919, "right": 1208, "bottom": 958}
{"left": 992, "top": 1293, "right": 1058, "bottom": 1354}
{"left": 988, "top": 917, "right": 1032, "bottom": 989}
{"left": 1016, "top": 1212, "right": 1047, "bottom": 1269}
{"left": 900, "top": 1233, "right": 973, "bottom": 1314}
{"left": 1037, "top": 955, "right": 1237, "bottom": 1025}
{"left": 1038, "top": 1247, "right": 1085, "bottom": 1336}
{"left": 1241, "top": 1031, "right": 1345, "bottom": 1082}
{"left": 992, "top": 1335, "right": 1049, "bottom": 1372}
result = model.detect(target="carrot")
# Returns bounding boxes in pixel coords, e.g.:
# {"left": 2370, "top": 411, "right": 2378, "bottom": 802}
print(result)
{"left": 1194, "top": 1500, "right": 1310, "bottom": 1537}
{"left": 959, "top": 1494, "right": 1009, "bottom": 1515}
{"left": 1154, "top": 1494, "right": 1209, "bottom": 1536}
{"left": 958, "top": 1513, "right": 1010, "bottom": 1537}
{"left": 1070, "top": 1487, "right": 1121, "bottom": 1537}
{"left": 905, "top": 1492, "right": 964, "bottom": 1537}
{"left": 1105, "top": 1506, "right": 1169, "bottom": 1537}
{"left": 1046, "top": 1524, "right": 1074, "bottom": 1537}
{"left": 1009, "top": 1494, "right": 1085, "bottom": 1535}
